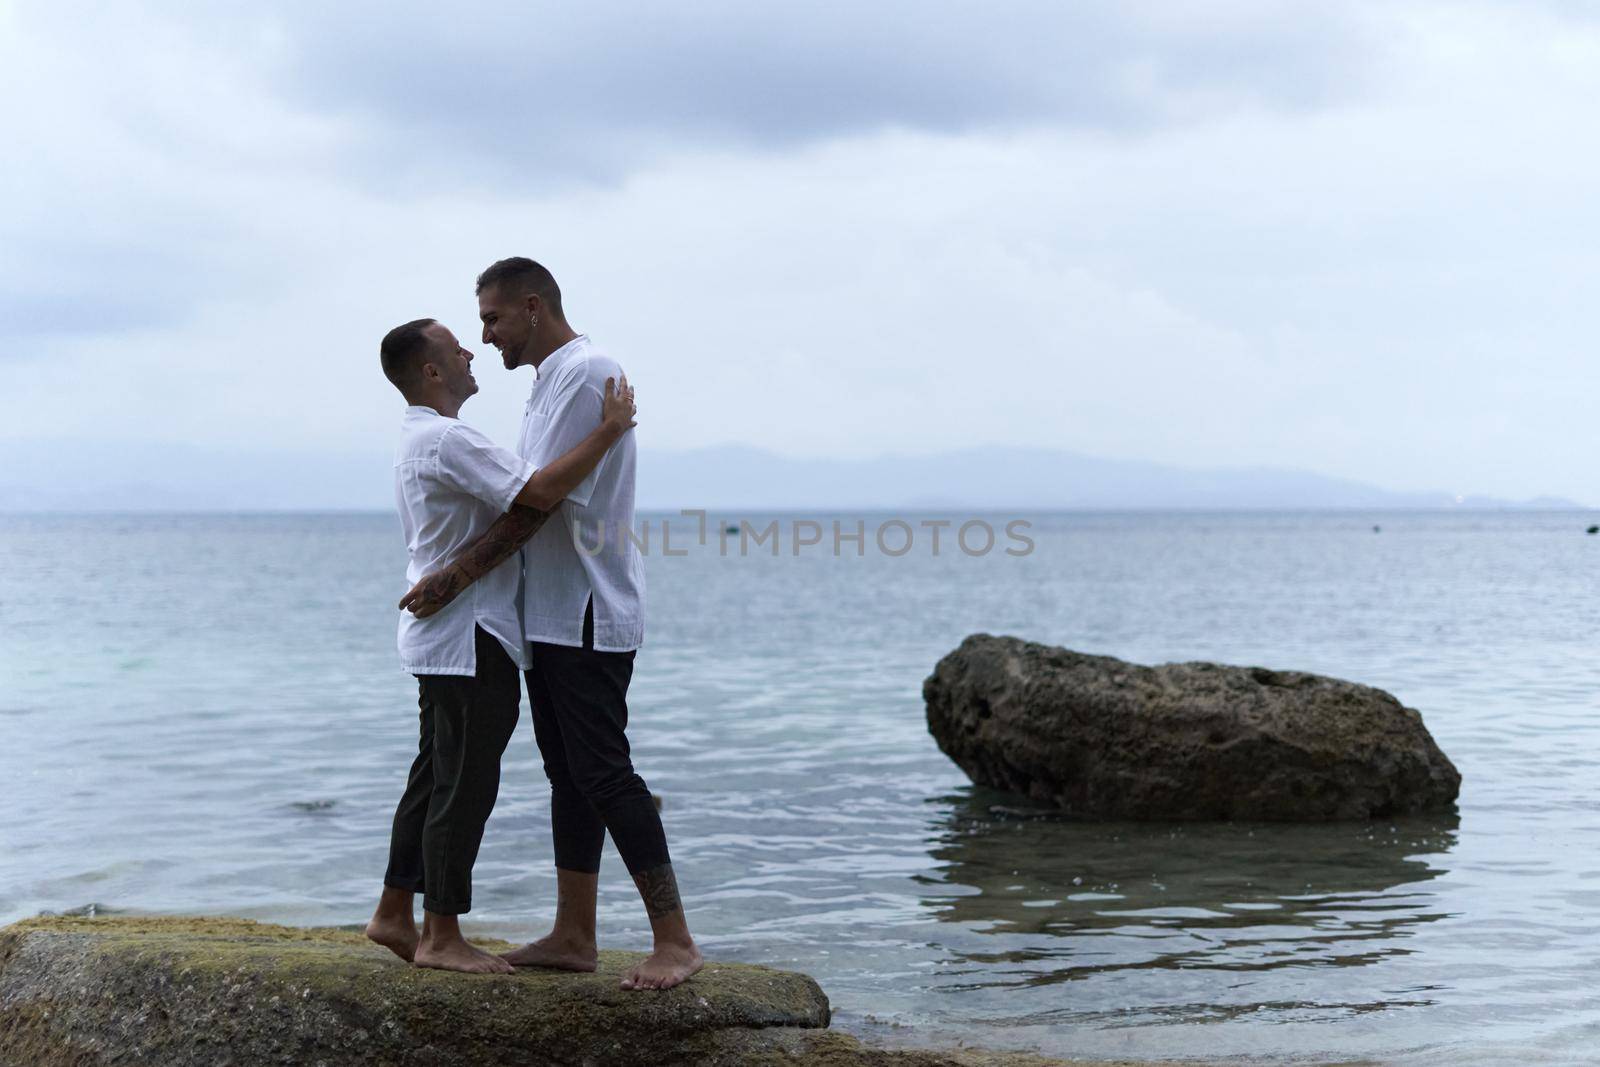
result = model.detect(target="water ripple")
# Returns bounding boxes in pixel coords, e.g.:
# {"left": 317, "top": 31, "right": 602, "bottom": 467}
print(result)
{"left": 3, "top": 511, "right": 1600, "bottom": 1064}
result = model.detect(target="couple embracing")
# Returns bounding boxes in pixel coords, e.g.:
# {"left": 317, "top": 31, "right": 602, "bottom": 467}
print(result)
{"left": 363, "top": 257, "right": 700, "bottom": 991}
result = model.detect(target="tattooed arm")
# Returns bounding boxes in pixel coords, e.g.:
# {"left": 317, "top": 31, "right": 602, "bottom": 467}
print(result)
{"left": 397, "top": 505, "right": 553, "bottom": 618}
{"left": 398, "top": 376, "right": 636, "bottom": 619}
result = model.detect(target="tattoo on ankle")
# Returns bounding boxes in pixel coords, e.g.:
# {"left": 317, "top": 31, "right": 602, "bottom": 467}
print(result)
{"left": 635, "top": 864, "right": 682, "bottom": 918}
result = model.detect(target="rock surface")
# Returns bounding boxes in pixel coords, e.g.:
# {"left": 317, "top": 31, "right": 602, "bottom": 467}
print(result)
{"left": 0, "top": 916, "right": 1114, "bottom": 1066}
{"left": 925, "top": 634, "right": 1460, "bottom": 820}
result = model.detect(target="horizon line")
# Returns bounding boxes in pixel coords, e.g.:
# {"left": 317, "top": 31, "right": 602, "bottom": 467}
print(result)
{"left": 3, "top": 505, "right": 1596, "bottom": 517}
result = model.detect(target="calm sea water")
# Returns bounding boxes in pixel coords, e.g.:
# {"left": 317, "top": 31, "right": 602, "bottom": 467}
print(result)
{"left": 2, "top": 511, "right": 1598, "bottom": 1064}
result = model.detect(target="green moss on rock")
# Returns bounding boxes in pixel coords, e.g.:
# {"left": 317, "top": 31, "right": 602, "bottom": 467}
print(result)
{"left": 0, "top": 915, "right": 828, "bottom": 1066}
{"left": 0, "top": 916, "right": 1183, "bottom": 1066}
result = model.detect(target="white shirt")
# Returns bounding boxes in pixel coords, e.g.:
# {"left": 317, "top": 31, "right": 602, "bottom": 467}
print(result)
{"left": 517, "top": 335, "right": 645, "bottom": 651}
{"left": 394, "top": 406, "right": 535, "bottom": 675}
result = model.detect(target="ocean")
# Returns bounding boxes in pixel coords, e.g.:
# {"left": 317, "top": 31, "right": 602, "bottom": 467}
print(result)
{"left": 2, "top": 510, "right": 1597, "bottom": 1064}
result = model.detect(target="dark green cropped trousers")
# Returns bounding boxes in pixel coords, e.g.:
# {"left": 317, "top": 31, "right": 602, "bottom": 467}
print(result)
{"left": 383, "top": 626, "right": 520, "bottom": 915}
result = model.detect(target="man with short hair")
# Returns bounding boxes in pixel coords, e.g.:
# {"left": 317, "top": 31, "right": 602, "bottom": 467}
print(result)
{"left": 366, "top": 317, "right": 635, "bottom": 975}
{"left": 400, "top": 260, "right": 703, "bottom": 990}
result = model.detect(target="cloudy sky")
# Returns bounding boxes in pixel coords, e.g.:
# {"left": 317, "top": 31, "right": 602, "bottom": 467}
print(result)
{"left": 4, "top": 1, "right": 1598, "bottom": 505}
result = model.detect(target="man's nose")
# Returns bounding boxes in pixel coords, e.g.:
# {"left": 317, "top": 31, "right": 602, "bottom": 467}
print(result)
{"left": 482, "top": 325, "right": 493, "bottom": 344}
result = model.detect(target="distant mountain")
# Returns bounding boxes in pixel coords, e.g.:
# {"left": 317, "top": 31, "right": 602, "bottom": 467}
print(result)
{"left": 0, "top": 440, "right": 1583, "bottom": 512}
{"left": 635, "top": 445, "right": 1584, "bottom": 511}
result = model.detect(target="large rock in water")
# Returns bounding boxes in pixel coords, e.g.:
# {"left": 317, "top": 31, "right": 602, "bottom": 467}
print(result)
{"left": 0, "top": 916, "right": 1095, "bottom": 1067}
{"left": 924, "top": 634, "right": 1460, "bottom": 820}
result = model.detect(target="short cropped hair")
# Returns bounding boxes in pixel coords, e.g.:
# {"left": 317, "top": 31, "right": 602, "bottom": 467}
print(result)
{"left": 475, "top": 256, "right": 564, "bottom": 319}
{"left": 380, "top": 318, "right": 438, "bottom": 389}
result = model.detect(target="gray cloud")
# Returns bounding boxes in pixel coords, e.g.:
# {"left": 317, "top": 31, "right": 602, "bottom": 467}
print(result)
{"left": 11, "top": 2, "right": 1600, "bottom": 502}
{"left": 0, "top": 4, "right": 311, "bottom": 346}
{"left": 1, "top": 0, "right": 1389, "bottom": 347}
{"left": 0, "top": 232, "right": 240, "bottom": 345}
{"left": 258, "top": 1, "right": 1383, "bottom": 185}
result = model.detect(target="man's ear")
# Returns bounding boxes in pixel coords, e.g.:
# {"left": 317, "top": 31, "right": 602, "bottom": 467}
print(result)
{"left": 419, "top": 360, "right": 442, "bottom": 383}
{"left": 524, "top": 292, "right": 543, "bottom": 317}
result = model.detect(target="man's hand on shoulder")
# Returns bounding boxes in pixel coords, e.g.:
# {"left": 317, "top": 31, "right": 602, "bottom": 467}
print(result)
{"left": 398, "top": 565, "right": 468, "bottom": 619}
{"left": 601, "top": 374, "right": 637, "bottom": 437}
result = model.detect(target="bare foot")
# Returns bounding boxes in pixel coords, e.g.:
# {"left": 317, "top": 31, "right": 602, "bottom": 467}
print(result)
{"left": 414, "top": 937, "right": 514, "bottom": 975}
{"left": 365, "top": 916, "right": 418, "bottom": 963}
{"left": 620, "top": 942, "right": 703, "bottom": 991}
{"left": 501, "top": 933, "right": 599, "bottom": 972}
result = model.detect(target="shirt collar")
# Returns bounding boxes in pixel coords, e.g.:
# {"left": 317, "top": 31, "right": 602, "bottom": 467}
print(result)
{"left": 403, "top": 404, "right": 440, "bottom": 419}
{"left": 532, "top": 334, "right": 588, "bottom": 382}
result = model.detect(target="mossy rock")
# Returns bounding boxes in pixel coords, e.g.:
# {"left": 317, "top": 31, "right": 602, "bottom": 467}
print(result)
{"left": 0, "top": 916, "right": 1182, "bottom": 1065}
{"left": 0, "top": 915, "right": 830, "bottom": 1066}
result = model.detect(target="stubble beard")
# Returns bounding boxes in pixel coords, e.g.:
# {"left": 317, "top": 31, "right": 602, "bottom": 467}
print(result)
{"left": 499, "top": 334, "right": 531, "bottom": 370}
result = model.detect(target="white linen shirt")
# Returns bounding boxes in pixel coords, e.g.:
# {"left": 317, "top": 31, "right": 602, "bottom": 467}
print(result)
{"left": 517, "top": 335, "right": 645, "bottom": 651}
{"left": 394, "top": 406, "right": 535, "bottom": 675}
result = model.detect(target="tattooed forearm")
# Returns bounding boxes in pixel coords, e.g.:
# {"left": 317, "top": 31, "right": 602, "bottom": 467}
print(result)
{"left": 428, "top": 567, "right": 468, "bottom": 604}
{"left": 454, "top": 504, "right": 554, "bottom": 583}
{"left": 401, "top": 505, "right": 556, "bottom": 617}
{"left": 633, "top": 863, "right": 683, "bottom": 919}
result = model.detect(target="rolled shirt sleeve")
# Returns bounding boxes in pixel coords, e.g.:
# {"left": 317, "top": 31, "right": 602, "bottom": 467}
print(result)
{"left": 435, "top": 424, "right": 536, "bottom": 513}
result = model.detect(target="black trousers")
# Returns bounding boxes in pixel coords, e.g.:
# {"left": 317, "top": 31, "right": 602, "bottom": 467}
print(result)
{"left": 524, "top": 604, "right": 670, "bottom": 876}
{"left": 384, "top": 626, "right": 520, "bottom": 915}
